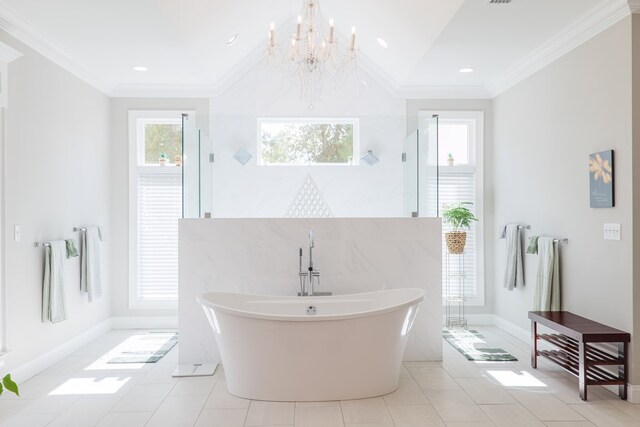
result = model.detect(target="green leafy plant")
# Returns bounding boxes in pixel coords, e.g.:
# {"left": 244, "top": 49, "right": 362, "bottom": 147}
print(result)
{"left": 159, "top": 152, "right": 169, "bottom": 161}
{"left": 442, "top": 202, "right": 478, "bottom": 232}
{"left": 447, "top": 153, "right": 454, "bottom": 159}
{"left": 0, "top": 374, "right": 19, "bottom": 397}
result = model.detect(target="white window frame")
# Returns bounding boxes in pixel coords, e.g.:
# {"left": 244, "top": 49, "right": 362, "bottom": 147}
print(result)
{"left": 422, "top": 110, "right": 485, "bottom": 307}
{"left": 128, "top": 110, "right": 191, "bottom": 309}
{"left": 256, "top": 117, "right": 360, "bottom": 166}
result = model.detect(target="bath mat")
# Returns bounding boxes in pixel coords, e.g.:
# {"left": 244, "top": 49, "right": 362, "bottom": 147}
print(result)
{"left": 107, "top": 332, "right": 178, "bottom": 364}
{"left": 443, "top": 329, "right": 518, "bottom": 362}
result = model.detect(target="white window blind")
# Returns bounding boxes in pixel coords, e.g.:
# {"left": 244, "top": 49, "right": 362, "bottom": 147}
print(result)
{"left": 440, "top": 169, "right": 478, "bottom": 298}
{"left": 136, "top": 170, "right": 182, "bottom": 301}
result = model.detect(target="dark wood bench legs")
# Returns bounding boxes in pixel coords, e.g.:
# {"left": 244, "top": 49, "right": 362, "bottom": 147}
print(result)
{"left": 578, "top": 341, "right": 587, "bottom": 400}
{"left": 619, "top": 341, "right": 628, "bottom": 400}
{"left": 531, "top": 319, "right": 537, "bottom": 369}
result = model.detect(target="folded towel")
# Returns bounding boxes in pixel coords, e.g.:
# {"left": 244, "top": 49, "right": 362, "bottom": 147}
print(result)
{"left": 80, "top": 226, "right": 102, "bottom": 302}
{"left": 42, "top": 241, "right": 68, "bottom": 323}
{"left": 503, "top": 224, "right": 524, "bottom": 290}
{"left": 65, "top": 239, "right": 79, "bottom": 258}
{"left": 526, "top": 236, "right": 540, "bottom": 254}
{"left": 532, "top": 237, "right": 561, "bottom": 311}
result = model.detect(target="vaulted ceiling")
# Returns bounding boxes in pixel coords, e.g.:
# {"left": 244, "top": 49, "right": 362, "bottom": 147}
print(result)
{"left": 0, "top": 0, "right": 630, "bottom": 98}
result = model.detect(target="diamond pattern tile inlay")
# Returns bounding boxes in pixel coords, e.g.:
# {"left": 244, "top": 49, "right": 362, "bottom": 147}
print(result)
{"left": 286, "top": 175, "right": 333, "bottom": 218}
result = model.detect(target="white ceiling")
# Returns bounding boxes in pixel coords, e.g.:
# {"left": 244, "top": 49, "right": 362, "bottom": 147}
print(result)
{"left": 0, "top": 0, "right": 630, "bottom": 98}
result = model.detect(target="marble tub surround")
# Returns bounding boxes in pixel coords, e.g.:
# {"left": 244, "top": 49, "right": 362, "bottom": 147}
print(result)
{"left": 178, "top": 218, "right": 442, "bottom": 367}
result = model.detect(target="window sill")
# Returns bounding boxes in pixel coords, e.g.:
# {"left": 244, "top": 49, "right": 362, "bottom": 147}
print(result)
{"left": 129, "top": 300, "right": 178, "bottom": 310}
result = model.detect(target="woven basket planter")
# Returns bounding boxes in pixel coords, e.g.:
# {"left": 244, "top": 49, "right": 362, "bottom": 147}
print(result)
{"left": 445, "top": 231, "right": 467, "bottom": 254}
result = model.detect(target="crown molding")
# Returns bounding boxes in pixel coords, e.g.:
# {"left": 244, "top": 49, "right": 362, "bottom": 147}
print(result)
{"left": 398, "top": 85, "right": 491, "bottom": 100}
{"left": 0, "top": 40, "right": 20, "bottom": 63}
{"left": 486, "top": 0, "right": 630, "bottom": 98}
{"left": 629, "top": 0, "right": 640, "bottom": 13}
{"left": 0, "top": 1, "right": 115, "bottom": 95}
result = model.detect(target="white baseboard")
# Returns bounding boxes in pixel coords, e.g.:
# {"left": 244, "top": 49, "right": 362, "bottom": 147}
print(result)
{"left": 625, "top": 385, "right": 640, "bottom": 404}
{"left": 491, "top": 314, "right": 530, "bottom": 343}
{"left": 10, "top": 316, "right": 178, "bottom": 384}
{"left": 465, "top": 314, "right": 496, "bottom": 326}
{"left": 11, "top": 318, "right": 113, "bottom": 383}
{"left": 111, "top": 316, "right": 178, "bottom": 329}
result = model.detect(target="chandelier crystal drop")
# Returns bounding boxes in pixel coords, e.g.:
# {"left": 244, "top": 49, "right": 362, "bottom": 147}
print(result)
{"left": 267, "top": 0, "right": 357, "bottom": 108}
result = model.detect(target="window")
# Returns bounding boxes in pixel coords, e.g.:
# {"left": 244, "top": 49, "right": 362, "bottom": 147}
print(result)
{"left": 129, "top": 111, "right": 188, "bottom": 309}
{"left": 423, "top": 111, "right": 484, "bottom": 306}
{"left": 257, "top": 118, "right": 359, "bottom": 165}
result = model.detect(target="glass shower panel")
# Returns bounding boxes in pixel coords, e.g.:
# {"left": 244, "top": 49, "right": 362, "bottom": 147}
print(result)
{"left": 198, "top": 129, "right": 213, "bottom": 217}
{"left": 419, "top": 115, "right": 439, "bottom": 217}
{"left": 182, "top": 114, "right": 201, "bottom": 218}
{"left": 403, "top": 115, "right": 439, "bottom": 218}
{"left": 403, "top": 130, "right": 418, "bottom": 217}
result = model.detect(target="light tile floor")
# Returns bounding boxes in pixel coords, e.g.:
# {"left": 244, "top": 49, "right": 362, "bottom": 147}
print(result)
{"left": 0, "top": 327, "right": 638, "bottom": 426}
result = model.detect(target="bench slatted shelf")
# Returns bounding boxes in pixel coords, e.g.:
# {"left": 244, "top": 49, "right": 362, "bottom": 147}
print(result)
{"left": 529, "top": 311, "right": 630, "bottom": 401}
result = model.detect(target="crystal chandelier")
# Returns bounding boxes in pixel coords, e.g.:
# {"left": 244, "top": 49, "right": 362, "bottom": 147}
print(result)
{"left": 267, "top": 0, "right": 357, "bottom": 108}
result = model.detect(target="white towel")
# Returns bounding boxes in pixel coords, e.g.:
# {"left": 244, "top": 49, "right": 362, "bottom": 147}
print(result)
{"left": 533, "top": 237, "right": 560, "bottom": 311}
{"left": 503, "top": 224, "right": 524, "bottom": 290}
{"left": 80, "top": 226, "right": 102, "bottom": 302}
{"left": 42, "top": 241, "right": 68, "bottom": 323}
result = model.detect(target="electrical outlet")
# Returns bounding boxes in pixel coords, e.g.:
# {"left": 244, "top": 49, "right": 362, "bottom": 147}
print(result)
{"left": 604, "top": 223, "right": 621, "bottom": 241}
{"left": 13, "top": 225, "right": 20, "bottom": 242}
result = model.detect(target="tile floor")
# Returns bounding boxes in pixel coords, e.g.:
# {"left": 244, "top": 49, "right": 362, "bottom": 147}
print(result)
{"left": 0, "top": 326, "right": 638, "bottom": 426}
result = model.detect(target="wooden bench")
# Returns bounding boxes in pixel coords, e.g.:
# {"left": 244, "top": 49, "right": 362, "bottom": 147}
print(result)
{"left": 529, "top": 311, "right": 630, "bottom": 401}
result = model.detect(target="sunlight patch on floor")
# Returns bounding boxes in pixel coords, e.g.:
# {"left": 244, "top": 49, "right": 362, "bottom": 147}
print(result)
{"left": 487, "top": 370, "right": 547, "bottom": 387}
{"left": 49, "top": 377, "right": 130, "bottom": 395}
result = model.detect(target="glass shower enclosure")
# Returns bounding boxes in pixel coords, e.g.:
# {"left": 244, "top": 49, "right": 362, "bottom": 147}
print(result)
{"left": 182, "top": 114, "right": 213, "bottom": 218}
{"left": 403, "top": 114, "right": 439, "bottom": 217}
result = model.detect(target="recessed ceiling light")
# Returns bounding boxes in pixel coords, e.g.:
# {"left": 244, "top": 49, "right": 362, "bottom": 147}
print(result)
{"left": 377, "top": 37, "right": 388, "bottom": 48}
{"left": 227, "top": 34, "right": 239, "bottom": 46}
{"left": 133, "top": 66, "right": 148, "bottom": 72}
{"left": 459, "top": 67, "right": 475, "bottom": 73}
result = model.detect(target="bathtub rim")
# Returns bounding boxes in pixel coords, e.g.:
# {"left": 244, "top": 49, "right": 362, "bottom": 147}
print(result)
{"left": 197, "top": 288, "right": 425, "bottom": 322}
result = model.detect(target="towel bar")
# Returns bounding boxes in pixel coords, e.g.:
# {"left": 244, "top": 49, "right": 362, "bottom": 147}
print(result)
{"left": 73, "top": 227, "right": 87, "bottom": 232}
{"left": 34, "top": 242, "right": 51, "bottom": 247}
{"left": 553, "top": 238, "right": 569, "bottom": 244}
{"left": 499, "top": 224, "right": 531, "bottom": 239}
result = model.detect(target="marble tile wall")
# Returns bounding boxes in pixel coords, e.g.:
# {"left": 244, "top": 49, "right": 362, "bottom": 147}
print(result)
{"left": 178, "top": 218, "right": 442, "bottom": 366}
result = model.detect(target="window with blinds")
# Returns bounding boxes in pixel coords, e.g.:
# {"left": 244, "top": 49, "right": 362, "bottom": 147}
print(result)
{"left": 434, "top": 113, "right": 484, "bottom": 306}
{"left": 136, "top": 170, "right": 182, "bottom": 301}
{"left": 129, "top": 111, "right": 185, "bottom": 309}
{"left": 440, "top": 168, "right": 477, "bottom": 298}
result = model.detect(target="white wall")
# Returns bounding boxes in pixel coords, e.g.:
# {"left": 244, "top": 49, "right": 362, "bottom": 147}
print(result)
{"left": 1, "top": 31, "right": 112, "bottom": 376}
{"left": 631, "top": 13, "right": 640, "bottom": 387}
{"left": 491, "top": 18, "right": 633, "bottom": 352}
{"left": 209, "top": 62, "right": 406, "bottom": 218}
{"left": 110, "top": 98, "right": 209, "bottom": 318}
{"left": 179, "top": 218, "right": 442, "bottom": 366}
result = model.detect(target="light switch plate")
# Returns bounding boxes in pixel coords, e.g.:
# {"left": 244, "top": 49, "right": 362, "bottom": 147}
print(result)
{"left": 604, "top": 223, "right": 621, "bottom": 241}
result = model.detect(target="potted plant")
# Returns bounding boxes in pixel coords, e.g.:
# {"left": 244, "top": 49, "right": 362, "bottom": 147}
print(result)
{"left": 174, "top": 154, "right": 182, "bottom": 167}
{"left": 159, "top": 153, "right": 169, "bottom": 166}
{"left": 442, "top": 202, "right": 478, "bottom": 254}
{"left": 447, "top": 153, "right": 454, "bottom": 166}
{"left": 0, "top": 374, "right": 19, "bottom": 397}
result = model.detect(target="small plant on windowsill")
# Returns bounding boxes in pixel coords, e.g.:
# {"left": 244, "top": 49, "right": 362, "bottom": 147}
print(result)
{"left": 442, "top": 202, "right": 478, "bottom": 254}
{"left": 0, "top": 374, "right": 19, "bottom": 397}
{"left": 159, "top": 153, "right": 169, "bottom": 166}
{"left": 447, "top": 153, "right": 454, "bottom": 166}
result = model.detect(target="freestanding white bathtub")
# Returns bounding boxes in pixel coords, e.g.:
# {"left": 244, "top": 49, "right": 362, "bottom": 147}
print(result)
{"left": 197, "top": 288, "right": 424, "bottom": 401}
